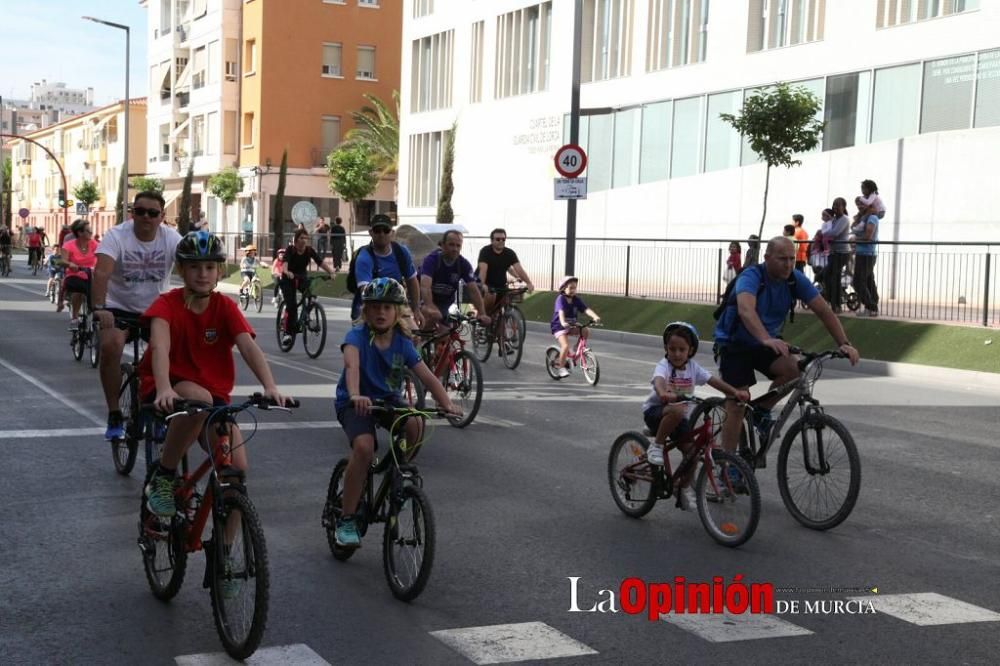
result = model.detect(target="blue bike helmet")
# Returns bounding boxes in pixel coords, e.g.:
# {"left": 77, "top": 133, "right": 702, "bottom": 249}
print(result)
{"left": 662, "top": 321, "right": 700, "bottom": 356}
{"left": 361, "top": 276, "right": 407, "bottom": 304}
{"left": 176, "top": 230, "right": 226, "bottom": 263}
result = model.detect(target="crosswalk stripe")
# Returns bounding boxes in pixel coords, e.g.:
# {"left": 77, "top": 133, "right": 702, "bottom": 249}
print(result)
{"left": 430, "top": 622, "right": 597, "bottom": 664}
{"left": 175, "top": 643, "right": 330, "bottom": 665}
{"left": 660, "top": 610, "right": 814, "bottom": 642}
{"left": 848, "top": 592, "right": 1000, "bottom": 626}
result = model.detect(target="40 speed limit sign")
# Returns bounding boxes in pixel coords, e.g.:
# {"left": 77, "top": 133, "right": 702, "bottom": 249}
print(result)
{"left": 554, "top": 144, "right": 587, "bottom": 178}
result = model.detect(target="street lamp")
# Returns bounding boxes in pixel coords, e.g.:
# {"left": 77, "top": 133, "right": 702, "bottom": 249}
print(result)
{"left": 82, "top": 16, "right": 130, "bottom": 216}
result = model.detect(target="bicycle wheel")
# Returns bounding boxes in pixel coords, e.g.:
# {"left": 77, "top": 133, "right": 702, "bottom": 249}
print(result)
{"left": 239, "top": 289, "right": 249, "bottom": 311}
{"left": 138, "top": 468, "right": 187, "bottom": 600}
{"left": 72, "top": 327, "right": 85, "bottom": 362}
{"left": 402, "top": 368, "right": 426, "bottom": 411}
{"left": 443, "top": 350, "right": 482, "bottom": 428}
{"left": 471, "top": 320, "right": 492, "bottom": 362}
{"left": 302, "top": 302, "right": 327, "bottom": 359}
{"left": 252, "top": 282, "right": 263, "bottom": 312}
{"left": 582, "top": 349, "right": 600, "bottom": 385}
{"left": 696, "top": 450, "right": 760, "bottom": 548}
{"left": 112, "top": 364, "right": 139, "bottom": 475}
{"left": 275, "top": 304, "right": 294, "bottom": 352}
{"left": 210, "top": 491, "right": 270, "bottom": 661}
{"left": 846, "top": 290, "right": 860, "bottom": 312}
{"left": 510, "top": 305, "right": 527, "bottom": 342}
{"left": 322, "top": 459, "right": 358, "bottom": 562}
{"left": 687, "top": 398, "right": 728, "bottom": 443}
{"left": 544, "top": 346, "right": 563, "bottom": 380}
{"left": 383, "top": 485, "right": 435, "bottom": 602}
{"left": 88, "top": 317, "right": 101, "bottom": 368}
{"left": 777, "top": 413, "right": 861, "bottom": 531}
{"left": 500, "top": 312, "right": 524, "bottom": 370}
{"left": 607, "top": 432, "right": 658, "bottom": 518}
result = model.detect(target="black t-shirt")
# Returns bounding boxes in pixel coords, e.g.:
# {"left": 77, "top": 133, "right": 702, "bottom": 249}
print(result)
{"left": 477, "top": 246, "right": 519, "bottom": 290}
{"left": 285, "top": 245, "right": 322, "bottom": 275}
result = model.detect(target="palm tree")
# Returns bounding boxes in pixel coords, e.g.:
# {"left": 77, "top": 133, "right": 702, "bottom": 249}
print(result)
{"left": 343, "top": 91, "right": 399, "bottom": 181}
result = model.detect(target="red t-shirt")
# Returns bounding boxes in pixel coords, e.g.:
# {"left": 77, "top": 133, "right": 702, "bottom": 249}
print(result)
{"left": 138, "top": 289, "right": 255, "bottom": 402}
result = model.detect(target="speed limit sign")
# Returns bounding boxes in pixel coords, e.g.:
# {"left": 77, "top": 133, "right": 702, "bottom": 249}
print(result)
{"left": 554, "top": 144, "right": 587, "bottom": 178}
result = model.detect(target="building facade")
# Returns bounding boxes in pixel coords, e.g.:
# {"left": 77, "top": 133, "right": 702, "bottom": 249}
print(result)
{"left": 398, "top": 0, "right": 1000, "bottom": 243}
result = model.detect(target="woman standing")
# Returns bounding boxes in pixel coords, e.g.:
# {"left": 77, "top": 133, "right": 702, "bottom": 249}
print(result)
{"left": 824, "top": 198, "right": 852, "bottom": 312}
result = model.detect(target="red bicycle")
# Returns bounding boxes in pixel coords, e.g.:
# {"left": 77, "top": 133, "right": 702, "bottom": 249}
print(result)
{"left": 545, "top": 320, "right": 601, "bottom": 385}
{"left": 414, "top": 310, "right": 483, "bottom": 428}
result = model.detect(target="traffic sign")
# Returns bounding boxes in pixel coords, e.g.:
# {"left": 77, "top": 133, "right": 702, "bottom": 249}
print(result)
{"left": 554, "top": 144, "right": 587, "bottom": 178}
{"left": 18, "top": 208, "right": 29, "bottom": 219}
{"left": 76, "top": 202, "right": 88, "bottom": 215}
{"left": 554, "top": 178, "right": 588, "bottom": 200}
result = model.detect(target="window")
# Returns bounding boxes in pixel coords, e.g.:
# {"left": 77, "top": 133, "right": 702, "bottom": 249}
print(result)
{"left": 225, "top": 39, "right": 238, "bottom": 81}
{"left": 160, "top": 0, "right": 172, "bottom": 35}
{"left": 414, "top": 0, "right": 433, "bottom": 17}
{"left": 194, "top": 0, "right": 207, "bottom": 17}
{"left": 871, "top": 63, "right": 921, "bottom": 142}
{"left": 242, "top": 112, "right": 255, "bottom": 147}
{"left": 877, "top": 0, "right": 978, "bottom": 27}
{"left": 647, "top": 0, "right": 710, "bottom": 71}
{"left": 359, "top": 0, "right": 379, "bottom": 6}
{"left": 639, "top": 102, "right": 671, "bottom": 183}
{"left": 408, "top": 131, "right": 446, "bottom": 207}
{"left": 582, "top": 0, "right": 633, "bottom": 82}
{"left": 587, "top": 113, "right": 614, "bottom": 192}
{"left": 322, "top": 43, "right": 343, "bottom": 77}
{"left": 670, "top": 96, "right": 702, "bottom": 178}
{"left": 612, "top": 108, "right": 640, "bottom": 188}
{"left": 321, "top": 116, "right": 341, "bottom": 164}
{"left": 193, "top": 46, "right": 206, "bottom": 89}
{"left": 224, "top": 111, "right": 237, "bottom": 153}
{"left": 192, "top": 115, "right": 206, "bottom": 156}
{"left": 470, "top": 21, "right": 485, "bottom": 103}
{"left": 975, "top": 48, "right": 1000, "bottom": 128}
{"left": 823, "top": 71, "right": 871, "bottom": 151}
{"left": 411, "top": 31, "right": 454, "bottom": 112}
{"left": 704, "top": 91, "right": 741, "bottom": 172}
{"left": 921, "top": 54, "right": 975, "bottom": 133}
{"left": 494, "top": 2, "right": 552, "bottom": 98}
{"left": 208, "top": 41, "right": 220, "bottom": 84}
{"left": 159, "top": 123, "right": 171, "bottom": 160}
{"left": 747, "top": 0, "right": 825, "bottom": 52}
{"left": 207, "top": 111, "right": 218, "bottom": 155}
{"left": 356, "top": 46, "right": 376, "bottom": 80}
{"left": 244, "top": 39, "right": 257, "bottom": 75}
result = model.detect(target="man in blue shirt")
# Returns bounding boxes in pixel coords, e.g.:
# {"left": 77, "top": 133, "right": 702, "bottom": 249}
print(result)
{"left": 419, "top": 230, "right": 490, "bottom": 330}
{"left": 351, "top": 215, "right": 422, "bottom": 327}
{"left": 713, "top": 236, "right": 860, "bottom": 454}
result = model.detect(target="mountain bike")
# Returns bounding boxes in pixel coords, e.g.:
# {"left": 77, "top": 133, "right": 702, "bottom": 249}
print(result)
{"left": 111, "top": 319, "right": 148, "bottom": 475}
{"left": 545, "top": 320, "right": 601, "bottom": 385}
{"left": 276, "top": 274, "right": 329, "bottom": 358}
{"left": 137, "top": 394, "right": 298, "bottom": 660}
{"left": 68, "top": 275, "right": 100, "bottom": 368}
{"left": 322, "top": 403, "right": 444, "bottom": 601}
{"left": 239, "top": 274, "right": 264, "bottom": 312}
{"left": 470, "top": 285, "right": 527, "bottom": 370}
{"left": 416, "top": 309, "right": 483, "bottom": 428}
{"left": 608, "top": 396, "right": 761, "bottom": 547}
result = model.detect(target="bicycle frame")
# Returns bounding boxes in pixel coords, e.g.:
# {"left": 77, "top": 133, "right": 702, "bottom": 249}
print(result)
{"left": 354, "top": 409, "right": 427, "bottom": 533}
{"left": 421, "top": 320, "right": 465, "bottom": 379}
{"left": 621, "top": 409, "right": 721, "bottom": 500}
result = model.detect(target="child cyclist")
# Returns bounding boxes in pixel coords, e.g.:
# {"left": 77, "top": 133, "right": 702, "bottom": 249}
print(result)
{"left": 270, "top": 248, "right": 286, "bottom": 306}
{"left": 334, "top": 277, "right": 461, "bottom": 548}
{"left": 550, "top": 275, "right": 601, "bottom": 378}
{"left": 44, "top": 244, "right": 62, "bottom": 300}
{"left": 238, "top": 244, "right": 260, "bottom": 295}
{"left": 642, "top": 322, "right": 749, "bottom": 510}
{"left": 139, "top": 231, "right": 293, "bottom": 518}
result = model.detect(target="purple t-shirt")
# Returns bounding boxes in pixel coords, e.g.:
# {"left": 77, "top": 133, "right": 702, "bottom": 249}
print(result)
{"left": 420, "top": 249, "right": 477, "bottom": 306}
{"left": 551, "top": 294, "right": 588, "bottom": 333}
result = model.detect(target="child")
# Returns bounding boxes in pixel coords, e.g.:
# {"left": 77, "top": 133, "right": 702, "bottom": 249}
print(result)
{"left": 333, "top": 277, "right": 460, "bottom": 548}
{"left": 858, "top": 179, "right": 885, "bottom": 220}
{"left": 239, "top": 244, "right": 259, "bottom": 294}
{"left": 270, "top": 248, "right": 286, "bottom": 305}
{"left": 725, "top": 241, "right": 742, "bottom": 283}
{"left": 139, "top": 231, "right": 292, "bottom": 519}
{"left": 642, "top": 322, "right": 749, "bottom": 510}
{"left": 44, "top": 244, "right": 62, "bottom": 299}
{"left": 550, "top": 275, "right": 601, "bottom": 378}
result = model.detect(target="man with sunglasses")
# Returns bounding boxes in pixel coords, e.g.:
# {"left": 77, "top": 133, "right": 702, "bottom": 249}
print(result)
{"left": 476, "top": 228, "right": 534, "bottom": 315}
{"left": 91, "top": 191, "right": 183, "bottom": 441}
{"left": 351, "top": 214, "right": 422, "bottom": 326}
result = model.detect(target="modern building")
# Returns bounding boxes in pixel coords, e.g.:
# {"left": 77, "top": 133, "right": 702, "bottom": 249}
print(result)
{"left": 141, "top": 0, "right": 401, "bottom": 253}
{"left": 27, "top": 80, "right": 96, "bottom": 116}
{"left": 6, "top": 99, "right": 147, "bottom": 238}
{"left": 398, "top": 0, "right": 1000, "bottom": 244}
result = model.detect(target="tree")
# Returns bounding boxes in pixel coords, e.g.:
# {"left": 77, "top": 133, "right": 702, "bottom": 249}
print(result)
{"left": 1, "top": 158, "right": 11, "bottom": 229}
{"left": 272, "top": 149, "right": 288, "bottom": 251}
{"left": 73, "top": 180, "right": 100, "bottom": 214}
{"left": 178, "top": 162, "right": 194, "bottom": 235}
{"left": 130, "top": 175, "right": 164, "bottom": 194}
{"left": 436, "top": 124, "right": 455, "bottom": 224}
{"left": 343, "top": 91, "right": 399, "bottom": 178}
{"left": 207, "top": 167, "right": 244, "bottom": 235}
{"left": 326, "top": 144, "right": 379, "bottom": 241}
{"left": 720, "top": 82, "right": 825, "bottom": 240}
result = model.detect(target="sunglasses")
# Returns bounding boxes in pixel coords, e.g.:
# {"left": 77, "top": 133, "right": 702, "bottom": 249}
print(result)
{"left": 132, "top": 206, "right": 162, "bottom": 218}
{"left": 371, "top": 227, "right": 391, "bottom": 234}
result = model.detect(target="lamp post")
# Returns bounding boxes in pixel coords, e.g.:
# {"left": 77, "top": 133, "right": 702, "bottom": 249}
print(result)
{"left": 82, "top": 16, "right": 130, "bottom": 217}
{"left": 565, "top": 0, "right": 583, "bottom": 276}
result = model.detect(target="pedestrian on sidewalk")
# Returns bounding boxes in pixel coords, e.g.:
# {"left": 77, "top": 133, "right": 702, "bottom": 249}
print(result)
{"left": 743, "top": 235, "right": 761, "bottom": 269}
{"left": 314, "top": 217, "right": 331, "bottom": 258}
{"left": 824, "top": 198, "right": 852, "bottom": 312}
{"left": 725, "top": 241, "right": 742, "bottom": 283}
{"left": 331, "top": 217, "right": 346, "bottom": 271}
{"left": 792, "top": 214, "right": 809, "bottom": 273}
{"left": 852, "top": 197, "right": 880, "bottom": 317}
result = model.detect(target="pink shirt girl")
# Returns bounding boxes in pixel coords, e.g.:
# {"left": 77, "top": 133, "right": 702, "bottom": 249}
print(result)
{"left": 62, "top": 238, "right": 99, "bottom": 280}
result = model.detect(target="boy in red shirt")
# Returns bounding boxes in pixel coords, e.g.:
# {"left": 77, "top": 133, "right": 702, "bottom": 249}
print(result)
{"left": 139, "top": 231, "right": 292, "bottom": 518}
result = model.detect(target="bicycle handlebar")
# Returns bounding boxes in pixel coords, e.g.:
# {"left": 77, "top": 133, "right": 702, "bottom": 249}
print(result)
{"left": 145, "top": 393, "right": 300, "bottom": 420}
{"left": 369, "top": 400, "right": 452, "bottom": 420}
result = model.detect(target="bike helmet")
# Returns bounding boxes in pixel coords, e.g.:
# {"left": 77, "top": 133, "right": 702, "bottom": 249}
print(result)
{"left": 176, "top": 230, "right": 226, "bottom": 263}
{"left": 662, "top": 321, "right": 700, "bottom": 356}
{"left": 558, "top": 275, "right": 579, "bottom": 291}
{"left": 361, "top": 276, "right": 407, "bottom": 305}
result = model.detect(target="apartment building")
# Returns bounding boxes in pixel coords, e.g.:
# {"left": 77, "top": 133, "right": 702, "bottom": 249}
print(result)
{"left": 6, "top": 99, "right": 147, "bottom": 238}
{"left": 143, "top": 0, "right": 400, "bottom": 243}
{"left": 398, "top": 0, "right": 1000, "bottom": 242}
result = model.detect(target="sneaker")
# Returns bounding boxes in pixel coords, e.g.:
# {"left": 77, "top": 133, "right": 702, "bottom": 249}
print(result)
{"left": 271, "top": 297, "right": 277, "bottom": 306}
{"left": 69, "top": 317, "right": 80, "bottom": 327}
{"left": 144, "top": 473, "right": 178, "bottom": 518}
{"left": 679, "top": 486, "right": 697, "bottom": 511}
{"left": 281, "top": 333, "right": 293, "bottom": 346}
{"left": 557, "top": 367, "right": 570, "bottom": 378}
{"left": 868, "top": 309, "right": 879, "bottom": 318}
{"left": 220, "top": 555, "right": 242, "bottom": 600}
{"left": 335, "top": 515, "right": 361, "bottom": 548}
{"left": 646, "top": 443, "right": 665, "bottom": 466}
{"left": 105, "top": 412, "right": 125, "bottom": 441}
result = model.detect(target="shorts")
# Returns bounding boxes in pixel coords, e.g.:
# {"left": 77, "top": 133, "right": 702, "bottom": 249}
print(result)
{"left": 431, "top": 300, "right": 452, "bottom": 321}
{"left": 336, "top": 399, "right": 406, "bottom": 446}
{"left": 240, "top": 270, "right": 256, "bottom": 279}
{"left": 643, "top": 404, "right": 691, "bottom": 439}
{"left": 48, "top": 267, "right": 63, "bottom": 278}
{"left": 717, "top": 343, "right": 781, "bottom": 388}
{"left": 64, "top": 275, "right": 90, "bottom": 295}
{"left": 107, "top": 308, "right": 150, "bottom": 343}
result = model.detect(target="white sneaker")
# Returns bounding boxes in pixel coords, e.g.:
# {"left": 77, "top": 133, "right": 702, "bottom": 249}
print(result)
{"left": 680, "top": 486, "right": 697, "bottom": 511}
{"left": 271, "top": 297, "right": 277, "bottom": 306}
{"left": 646, "top": 443, "right": 665, "bottom": 466}
{"left": 69, "top": 317, "right": 80, "bottom": 326}
{"left": 557, "top": 367, "right": 570, "bottom": 378}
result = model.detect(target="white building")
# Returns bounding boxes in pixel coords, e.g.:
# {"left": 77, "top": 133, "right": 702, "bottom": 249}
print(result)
{"left": 398, "top": 0, "right": 1000, "bottom": 244}
{"left": 28, "top": 80, "right": 96, "bottom": 116}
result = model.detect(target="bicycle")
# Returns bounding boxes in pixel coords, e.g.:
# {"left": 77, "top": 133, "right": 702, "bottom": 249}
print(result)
{"left": 111, "top": 319, "right": 148, "bottom": 475}
{"left": 415, "top": 308, "right": 483, "bottom": 428}
{"left": 608, "top": 396, "right": 761, "bottom": 547}
{"left": 322, "top": 402, "right": 443, "bottom": 601}
{"left": 706, "top": 346, "right": 861, "bottom": 531}
{"left": 137, "top": 393, "right": 298, "bottom": 660}
{"left": 545, "top": 320, "right": 601, "bottom": 385}
{"left": 46, "top": 271, "right": 63, "bottom": 304}
{"left": 469, "top": 285, "right": 527, "bottom": 370}
{"left": 68, "top": 274, "right": 100, "bottom": 369}
{"left": 275, "top": 274, "right": 329, "bottom": 358}
{"left": 239, "top": 274, "right": 264, "bottom": 313}
{"left": 30, "top": 250, "right": 42, "bottom": 276}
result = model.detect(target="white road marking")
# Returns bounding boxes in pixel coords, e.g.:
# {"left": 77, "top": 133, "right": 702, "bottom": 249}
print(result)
{"left": 0, "top": 427, "right": 104, "bottom": 439}
{"left": 848, "top": 592, "right": 1000, "bottom": 626}
{"left": 430, "top": 621, "right": 597, "bottom": 664}
{"left": 0, "top": 357, "right": 104, "bottom": 426}
{"left": 175, "top": 643, "right": 331, "bottom": 665}
{"left": 660, "top": 610, "right": 814, "bottom": 642}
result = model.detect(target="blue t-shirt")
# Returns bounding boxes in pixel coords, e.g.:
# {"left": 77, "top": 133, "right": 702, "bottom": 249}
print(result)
{"left": 335, "top": 324, "right": 421, "bottom": 410}
{"left": 420, "top": 249, "right": 477, "bottom": 306}
{"left": 713, "top": 266, "right": 818, "bottom": 347}
{"left": 854, "top": 214, "right": 879, "bottom": 256}
{"left": 354, "top": 243, "right": 417, "bottom": 286}
{"left": 551, "top": 294, "right": 589, "bottom": 333}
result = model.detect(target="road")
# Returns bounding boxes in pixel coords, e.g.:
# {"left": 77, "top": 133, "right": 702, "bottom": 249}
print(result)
{"left": 1, "top": 263, "right": 998, "bottom": 665}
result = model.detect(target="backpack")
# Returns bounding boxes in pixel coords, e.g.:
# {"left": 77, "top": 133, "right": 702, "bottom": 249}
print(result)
{"left": 713, "top": 263, "right": 797, "bottom": 332}
{"left": 346, "top": 241, "right": 409, "bottom": 293}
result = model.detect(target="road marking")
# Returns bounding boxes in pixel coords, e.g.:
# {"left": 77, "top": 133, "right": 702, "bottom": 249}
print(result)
{"left": 0, "top": 357, "right": 104, "bottom": 426}
{"left": 847, "top": 592, "right": 1000, "bottom": 626}
{"left": 430, "top": 621, "right": 597, "bottom": 664}
{"left": 175, "top": 643, "right": 330, "bottom": 665}
{"left": 660, "top": 610, "right": 814, "bottom": 642}
{"left": 0, "top": 427, "right": 104, "bottom": 439}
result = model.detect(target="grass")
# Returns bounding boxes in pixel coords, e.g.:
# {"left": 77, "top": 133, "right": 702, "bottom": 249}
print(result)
{"left": 224, "top": 266, "right": 352, "bottom": 298}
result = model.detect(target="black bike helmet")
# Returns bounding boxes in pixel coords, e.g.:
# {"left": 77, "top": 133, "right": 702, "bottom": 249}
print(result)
{"left": 662, "top": 321, "right": 700, "bottom": 356}
{"left": 176, "top": 230, "right": 226, "bottom": 263}
{"left": 361, "top": 276, "right": 407, "bottom": 304}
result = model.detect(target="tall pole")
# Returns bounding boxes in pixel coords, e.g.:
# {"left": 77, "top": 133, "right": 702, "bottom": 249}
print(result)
{"left": 565, "top": 0, "right": 583, "bottom": 276}
{"left": 0, "top": 133, "right": 70, "bottom": 230}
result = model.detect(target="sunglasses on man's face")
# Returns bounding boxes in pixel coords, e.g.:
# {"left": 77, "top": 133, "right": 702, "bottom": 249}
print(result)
{"left": 371, "top": 227, "right": 391, "bottom": 235}
{"left": 132, "top": 206, "right": 162, "bottom": 218}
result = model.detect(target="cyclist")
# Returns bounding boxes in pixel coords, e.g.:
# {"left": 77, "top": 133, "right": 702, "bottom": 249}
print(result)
{"left": 550, "top": 276, "right": 600, "bottom": 378}
{"left": 61, "top": 219, "right": 99, "bottom": 324}
{"left": 140, "top": 231, "right": 292, "bottom": 518}
{"left": 279, "top": 228, "right": 335, "bottom": 346}
{"left": 238, "top": 244, "right": 260, "bottom": 295}
{"left": 270, "top": 248, "right": 286, "bottom": 306}
{"left": 26, "top": 225, "right": 44, "bottom": 269}
{"left": 713, "top": 236, "right": 859, "bottom": 455}
{"left": 333, "top": 277, "right": 459, "bottom": 548}
{"left": 418, "top": 229, "right": 489, "bottom": 331}
{"left": 476, "top": 228, "right": 534, "bottom": 315}
{"left": 0, "top": 224, "right": 12, "bottom": 267}
{"left": 92, "top": 191, "right": 183, "bottom": 441}
{"left": 643, "top": 322, "right": 749, "bottom": 509}
{"left": 44, "top": 244, "right": 63, "bottom": 298}
{"left": 351, "top": 214, "right": 423, "bottom": 327}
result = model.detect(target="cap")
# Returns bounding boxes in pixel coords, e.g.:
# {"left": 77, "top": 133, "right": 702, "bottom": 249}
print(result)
{"left": 370, "top": 214, "right": 393, "bottom": 230}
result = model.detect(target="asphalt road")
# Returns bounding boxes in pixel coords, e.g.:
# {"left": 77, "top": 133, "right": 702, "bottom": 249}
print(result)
{"left": 1, "top": 262, "right": 998, "bottom": 665}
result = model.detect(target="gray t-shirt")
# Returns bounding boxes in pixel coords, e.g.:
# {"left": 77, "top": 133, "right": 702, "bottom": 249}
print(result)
{"left": 828, "top": 215, "right": 851, "bottom": 254}
{"left": 97, "top": 221, "right": 182, "bottom": 313}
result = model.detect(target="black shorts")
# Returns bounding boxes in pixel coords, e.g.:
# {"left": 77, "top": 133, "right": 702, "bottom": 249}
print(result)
{"left": 64, "top": 275, "right": 90, "bottom": 295}
{"left": 336, "top": 399, "right": 406, "bottom": 446}
{"left": 107, "top": 308, "right": 150, "bottom": 343}
{"left": 717, "top": 344, "right": 782, "bottom": 388}
{"left": 643, "top": 404, "right": 691, "bottom": 439}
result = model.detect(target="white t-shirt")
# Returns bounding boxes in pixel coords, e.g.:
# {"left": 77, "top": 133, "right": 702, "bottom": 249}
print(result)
{"left": 641, "top": 358, "right": 713, "bottom": 417}
{"left": 97, "top": 221, "right": 182, "bottom": 314}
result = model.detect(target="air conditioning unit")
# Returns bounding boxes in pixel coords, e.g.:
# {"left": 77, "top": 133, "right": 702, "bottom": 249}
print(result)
{"left": 322, "top": 65, "right": 342, "bottom": 76}
{"left": 357, "top": 70, "right": 374, "bottom": 79}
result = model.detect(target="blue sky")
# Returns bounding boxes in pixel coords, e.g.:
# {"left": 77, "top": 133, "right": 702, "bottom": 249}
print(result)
{"left": 1, "top": 0, "right": 149, "bottom": 106}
